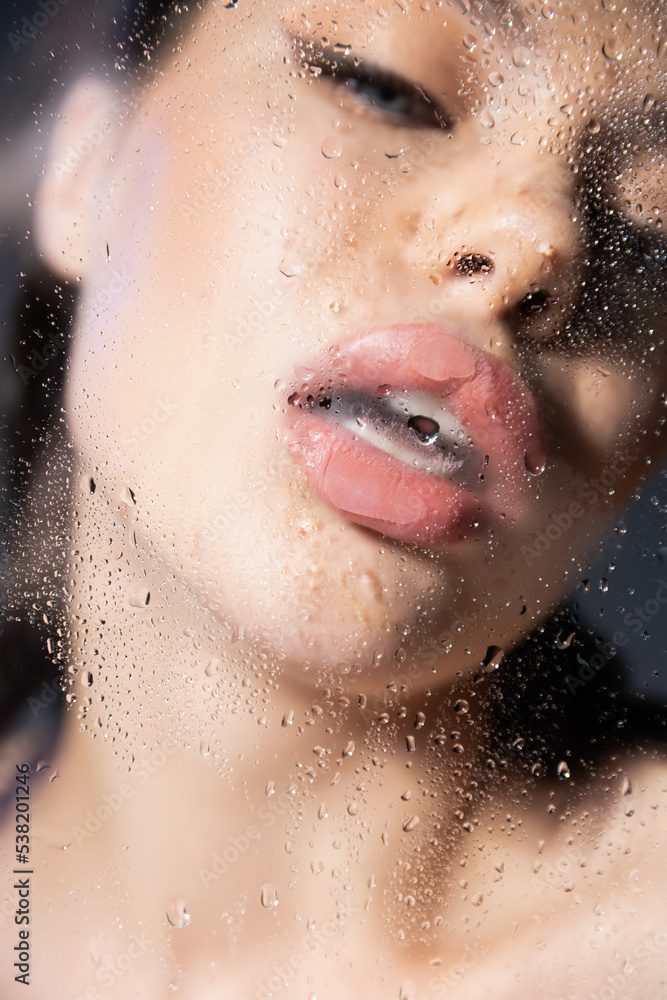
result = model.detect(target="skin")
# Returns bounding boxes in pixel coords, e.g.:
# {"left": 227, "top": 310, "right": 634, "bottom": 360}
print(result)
{"left": 2, "top": 0, "right": 666, "bottom": 997}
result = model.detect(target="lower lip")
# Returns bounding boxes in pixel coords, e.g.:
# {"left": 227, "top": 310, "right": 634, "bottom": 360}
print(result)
{"left": 286, "top": 408, "right": 482, "bottom": 544}
{"left": 283, "top": 324, "right": 545, "bottom": 546}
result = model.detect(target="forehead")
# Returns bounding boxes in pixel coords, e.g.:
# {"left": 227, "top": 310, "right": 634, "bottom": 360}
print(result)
{"left": 196, "top": 0, "right": 665, "bottom": 102}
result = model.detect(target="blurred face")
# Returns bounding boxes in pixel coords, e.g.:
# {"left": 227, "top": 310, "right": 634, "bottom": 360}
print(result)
{"left": 47, "top": 0, "right": 667, "bottom": 682}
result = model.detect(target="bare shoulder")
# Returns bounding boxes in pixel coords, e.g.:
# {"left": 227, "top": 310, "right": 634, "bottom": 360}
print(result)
{"left": 439, "top": 751, "right": 667, "bottom": 999}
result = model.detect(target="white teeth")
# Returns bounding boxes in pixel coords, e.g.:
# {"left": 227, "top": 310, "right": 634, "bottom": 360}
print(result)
{"left": 336, "top": 390, "right": 470, "bottom": 478}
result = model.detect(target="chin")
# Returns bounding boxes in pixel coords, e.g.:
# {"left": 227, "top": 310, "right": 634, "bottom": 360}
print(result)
{"left": 192, "top": 498, "right": 456, "bottom": 677}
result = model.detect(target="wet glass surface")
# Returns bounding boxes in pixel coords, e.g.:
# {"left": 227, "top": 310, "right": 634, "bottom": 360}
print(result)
{"left": 1, "top": 1, "right": 666, "bottom": 997}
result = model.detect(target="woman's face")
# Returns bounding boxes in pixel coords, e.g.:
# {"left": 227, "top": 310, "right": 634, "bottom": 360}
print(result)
{"left": 43, "top": 0, "right": 666, "bottom": 680}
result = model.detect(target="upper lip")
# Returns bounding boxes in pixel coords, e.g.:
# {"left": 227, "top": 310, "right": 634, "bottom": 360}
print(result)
{"left": 283, "top": 321, "right": 546, "bottom": 543}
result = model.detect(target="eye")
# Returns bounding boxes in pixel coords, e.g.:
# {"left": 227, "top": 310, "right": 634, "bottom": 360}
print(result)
{"left": 623, "top": 223, "right": 667, "bottom": 275}
{"left": 597, "top": 206, "right": 667, "bottom": 278}
{"left": 331, "top": 70, "right": 449, "bottom": 129}
{"left": 518, "top": 288, "right": 552, "bottom": 317}
{"left": 296, "top": 39, "right": 452, "bottom": 131}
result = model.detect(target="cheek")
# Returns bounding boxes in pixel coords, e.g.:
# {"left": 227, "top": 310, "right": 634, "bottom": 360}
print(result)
{"left": 539, "top": 354, "right": 662, "bottom": 465}
{"left": 568, "top": 366, "right": 644, "bottom": 453}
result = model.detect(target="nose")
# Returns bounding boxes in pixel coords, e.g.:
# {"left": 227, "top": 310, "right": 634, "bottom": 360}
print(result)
{"left": 377, "top": 138, "right": 581, "bottom": 338}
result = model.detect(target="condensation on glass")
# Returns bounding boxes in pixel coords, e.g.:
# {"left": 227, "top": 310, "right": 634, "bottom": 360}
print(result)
{"left": 0, "top": 1, "right": 666, "bottom": 997}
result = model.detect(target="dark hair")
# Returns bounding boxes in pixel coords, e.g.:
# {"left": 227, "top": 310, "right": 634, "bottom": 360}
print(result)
{"left": 3, "top": 0, "right": 181, "bottom": 493}
{"left": 0, "top": 0, "right": 187, "bottom": 750}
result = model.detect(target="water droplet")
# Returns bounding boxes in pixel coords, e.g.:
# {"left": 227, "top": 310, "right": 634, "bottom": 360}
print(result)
{"left": 525, "top": 450, "right": 547, "bottom": 476}
{"left": 199, "top": 740, "right": 209, "bottom": 757}
{"left": 282, "top": 709, "right": 294, "bottom": 727}
{"left": 407, "top": 414, "right": 440, "bottom": 445}
{"left": 556, "top": 631, "right": 575, "bottom": 650}
{"left": 586, "top": 118, "right": 601, "bottom": 135}
{"left": 222, "top": 0, "right": 238, "bottom": 7}
{"left": 557, "top": 760, "right": 571, "bottom": 779}
{"left": 462, "top": 33, "right": 477, "bottom": 51}
{"left": 406, "top": 735, "right": 416, "bottom": 752}
{"left": 531, "top": 761, "right": 543, "bottom": 777}
{"left": 342, "top": 740, "right": 355, "bottom": 758}
{"left": 643, "top": 94, "right": 656, "bottom": 115}
{"left": 279, "top": 258, "right": 303, "bottom": 278}
{"left": 204, "top": 658, "right": 220, "bottom": 677}
{"left": 399, "top": 980, "right": 417, "bottom": 1000}
{"left": 310, "top": 859, "right": 324, "bottom": 875}
{"left": 166, "top": 900, "right": 191, "bottom": 928}
{"left": 396, "top": 622, "right": 412, "bottom": 636}
{"left": 478, "top": 107, "right": 495, "bottom": 129}
{"left": 129, "top": 588, "right": 150, "bottom": 608}
{"left": 512, "top": 46, "right": 531, "bottom": 67}
{"left": 488, "top": 72, "right": 504, "bottom": 87}
{"left": 622, "top": 776, "right": 632, "bottom": 796}
{"left": 471, "top": 893, "right": 483, "bottom": 906}
{"left": 347, "top": 801, "right": 359, "bottom": 816}
{"left": 318, "top": 803, "right": 328, "bottom": 819}
{"left": 454, "top": 699, "right": 469, "bottom": 714}
{"left": 452, "top": 743, "right": 464, "bottom": 753}
{"left": 482, "top": 645, "right": 504, "bottom": 671}
{"left": 321, "top": 136, "right": 342, "bottom": 159}
{"left": 512, "top": 735, "right": 525, "bottom": 750}
{"left": 602, "top": 38, "right": 624, "bottom": 61}
{"left": 403, "top": 815, "right": 420, "bottom": 832}
{"left": 401, "top": 789, "right": 411, "bottom": 801}
{"left": 120, "top": 485, "right": 136, "bottom": 506}
{"left": 264, "top": 486, "right": 290, "bottom": 512}
{"left": 384, "top": 143, "right": 406, "bottom": 159}
{"left": 260, "top": 883, "right": 279, "bottom": 909}
{"left": 414, "top": 712, "right": 426, "bottom": 729}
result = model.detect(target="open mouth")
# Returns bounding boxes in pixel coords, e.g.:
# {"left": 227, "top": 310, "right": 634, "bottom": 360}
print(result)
{"left": 289, "top": 386, "right": 473, "bottom": 482}
{"left": 282, "top": 323, "right": 545, "bottom": 546}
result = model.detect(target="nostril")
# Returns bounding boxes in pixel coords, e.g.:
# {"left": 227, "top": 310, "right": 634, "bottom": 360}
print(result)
{"left": 518, "top": 288, "right": 552, "bottom": 316}
{"left": 454, "top": 252, "right": 495, "bottom": 277}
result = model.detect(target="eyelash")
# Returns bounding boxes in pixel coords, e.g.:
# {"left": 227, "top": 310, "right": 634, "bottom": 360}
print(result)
{"left": 302, "top": 49, "right": 451, "bottom": 130}
{"left": 598, "top": 208, "right": 667, "bottom": 277}
{"left": 626, "top": 224, "right": 667, "bottom": 274}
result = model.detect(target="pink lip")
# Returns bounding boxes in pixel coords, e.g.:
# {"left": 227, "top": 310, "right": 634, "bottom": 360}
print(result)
{"left": 283, "top": 323, "right": 546, "bottom": 546}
